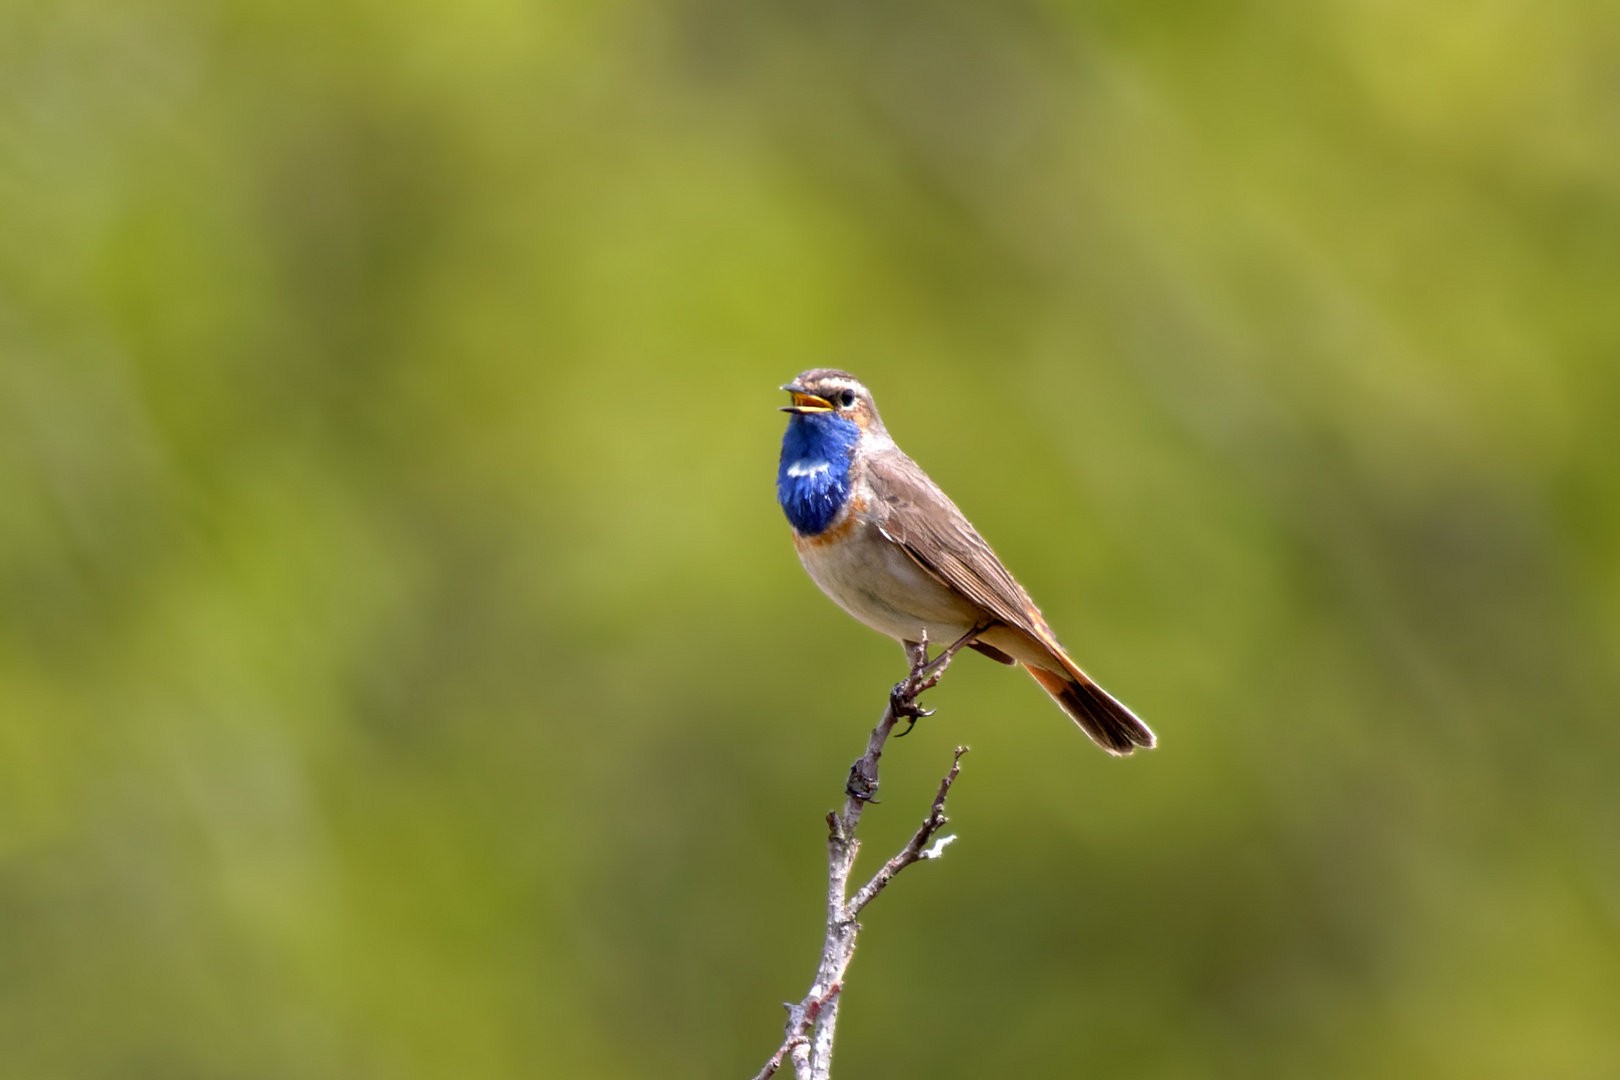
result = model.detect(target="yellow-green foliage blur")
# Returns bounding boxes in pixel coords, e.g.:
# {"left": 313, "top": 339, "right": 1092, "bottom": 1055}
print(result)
{"left": 4, "top": 0, "right": 1619, "bottom": 1076}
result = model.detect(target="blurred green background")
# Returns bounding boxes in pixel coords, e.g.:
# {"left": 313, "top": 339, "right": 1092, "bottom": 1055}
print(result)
{"left": 4, "top": 0, "right": 1620, "bottom": 1076}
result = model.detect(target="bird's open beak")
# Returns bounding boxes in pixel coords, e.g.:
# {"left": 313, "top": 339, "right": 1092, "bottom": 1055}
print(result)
{"left": 780, "top": 387, "right": 834, "bottom": 414}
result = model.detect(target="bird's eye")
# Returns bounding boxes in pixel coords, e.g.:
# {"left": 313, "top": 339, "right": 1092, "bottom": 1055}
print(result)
{"left": 839, "top": 390, "right": 856, "bottom": 408}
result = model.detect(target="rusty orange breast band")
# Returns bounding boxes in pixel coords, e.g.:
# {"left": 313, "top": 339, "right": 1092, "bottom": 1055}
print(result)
{"left": 793, "top": 495, "right": 866, "bottom": 549}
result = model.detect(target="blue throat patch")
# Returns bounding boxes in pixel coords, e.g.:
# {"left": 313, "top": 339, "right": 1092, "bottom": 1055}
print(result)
{"left": 777, "top": 412, "right": 860, "bottom": 536}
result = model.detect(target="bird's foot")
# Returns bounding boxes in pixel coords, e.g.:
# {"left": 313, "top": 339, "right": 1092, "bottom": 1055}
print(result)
{"left": 889, "top": 679, "right": 935, "bottom": 738}
{"left": 845, "top": 757, "right": 881, "bottom": 802}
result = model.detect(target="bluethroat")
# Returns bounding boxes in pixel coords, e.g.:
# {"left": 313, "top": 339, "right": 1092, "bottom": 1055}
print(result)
{"left": 776, "top": 370, "right": 1155, "bottom": 755}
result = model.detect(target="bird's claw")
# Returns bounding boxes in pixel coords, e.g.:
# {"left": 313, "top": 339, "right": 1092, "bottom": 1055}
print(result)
{"left": 893, "top": 703, "right": 934, "bottom": 737}
{"left": 845, "top": 759, "right": 880, "bottom": 802}
{"left": 889, "top": 672, "right": 936, "bottom": 737}
{"left": 890, "top": 679, "right": 931, "bottom": 713}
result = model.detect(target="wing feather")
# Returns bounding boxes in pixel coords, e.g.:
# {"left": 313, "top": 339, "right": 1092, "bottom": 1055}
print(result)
{"left": 866, "top": 448, "right": 1050, "bottom": 640}
{"left": 865, "top": 447, "right": 1156, "bottom": 754}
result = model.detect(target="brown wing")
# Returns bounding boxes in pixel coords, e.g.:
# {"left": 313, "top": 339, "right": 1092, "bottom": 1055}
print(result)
{"left": 865, "top": 447, "right": 1052, "bottom": 641}
{"left": 866, "top": 447, "right": 1157, "bottom": 755}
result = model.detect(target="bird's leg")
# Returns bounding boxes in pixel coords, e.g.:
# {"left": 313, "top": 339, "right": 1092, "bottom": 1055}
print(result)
{"left": 891, "top": 625, "right": 990, "bottom": 735}
{"left": 920, "top": 624, "right": 990, "bottom": 680}
{"left": 850, "top": 637, "right": 939, "bottom": 801}
{"left": 895, "top": 624, "right": 993, "bottom": 736}
{"left": 891, "top": 636, "right": 935, "bottom": 737}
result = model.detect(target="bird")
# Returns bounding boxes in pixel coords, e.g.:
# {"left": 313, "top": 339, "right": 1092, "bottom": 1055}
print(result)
{"left": 776, "top": 369, "right": 1155, "bottom": 755}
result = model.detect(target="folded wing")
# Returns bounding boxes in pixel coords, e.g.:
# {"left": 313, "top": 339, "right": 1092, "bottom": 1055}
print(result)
{"left": 867, "top": 448, "right": 1155, "bottom": 755}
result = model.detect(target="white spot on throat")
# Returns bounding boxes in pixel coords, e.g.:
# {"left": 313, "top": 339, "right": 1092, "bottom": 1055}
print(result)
{"left": 787, "top": 459, "right": 831, "bottom": 478}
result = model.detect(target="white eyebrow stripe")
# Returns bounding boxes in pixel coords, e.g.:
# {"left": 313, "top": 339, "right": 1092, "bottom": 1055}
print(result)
{"left": 786, "top": 460, "right": 831, "bottom": 478}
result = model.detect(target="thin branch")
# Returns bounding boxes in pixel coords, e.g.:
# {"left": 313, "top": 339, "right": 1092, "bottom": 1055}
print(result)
{"left": 748, "top": 1041, "right": 797, "bottom": 1080}
{"left": 847, "top": 745, "right": 967, "bottom": 918}
{"left": 750, "top": 628, "right": 982, "bottom": 1080}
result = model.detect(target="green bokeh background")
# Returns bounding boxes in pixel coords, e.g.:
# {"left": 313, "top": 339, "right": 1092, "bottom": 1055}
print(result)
{"left": 4, "top": 0, "right": 1620, "bottom": 1076}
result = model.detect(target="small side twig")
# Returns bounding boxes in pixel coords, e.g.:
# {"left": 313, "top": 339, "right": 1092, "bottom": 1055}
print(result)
{"left": 751, "top": 627, "right": 982, "bottom": 1080}
{"left": 847, "top": 745, "right": 966, "bottom": 918}
{"left": 748, "top": 1041, "right": 796, "bottom": 1080}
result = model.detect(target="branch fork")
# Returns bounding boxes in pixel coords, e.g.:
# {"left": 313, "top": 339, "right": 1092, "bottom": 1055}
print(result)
{"left": 751, "top": 628, "right": 980, "bottom": 1080}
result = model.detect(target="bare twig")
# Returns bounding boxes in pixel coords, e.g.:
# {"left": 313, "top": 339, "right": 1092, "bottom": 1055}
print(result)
{"left": 751, "top": 628, "right": 981, "bottom": 1080}
{"left": 847, "top": 746, "right": 967, "bottom": 918}
{"left": 748, "top": 1041, "right": 796, "bottom": 1080}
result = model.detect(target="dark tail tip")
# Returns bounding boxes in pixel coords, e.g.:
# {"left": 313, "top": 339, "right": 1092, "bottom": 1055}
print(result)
{"left": 1028, "top": 666, "right": 1156, "bottom": 755}
{"left": 1062, "top": 677, "right": 1156, "bottom": 755}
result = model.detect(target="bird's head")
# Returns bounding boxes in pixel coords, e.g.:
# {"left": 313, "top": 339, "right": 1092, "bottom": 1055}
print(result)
{"left": 779, "top": 369, "right": 886, "bottom": 437}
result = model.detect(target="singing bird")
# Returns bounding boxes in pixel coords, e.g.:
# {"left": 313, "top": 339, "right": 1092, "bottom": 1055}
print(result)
{"left": 776, "top": 370, "right": 1155, "bottom": 755}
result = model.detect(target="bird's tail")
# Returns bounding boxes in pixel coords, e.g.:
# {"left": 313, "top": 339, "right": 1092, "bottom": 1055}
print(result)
{"left": 1025, "top": 663, "right": 1155, "bottom": 756}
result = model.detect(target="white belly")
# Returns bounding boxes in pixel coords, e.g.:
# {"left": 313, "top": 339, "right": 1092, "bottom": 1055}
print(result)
{"left": 795, "top": 516, "right": 980, "bottom": 645}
